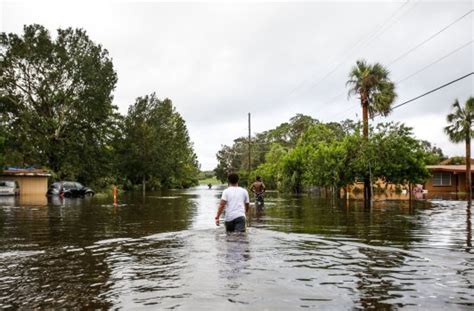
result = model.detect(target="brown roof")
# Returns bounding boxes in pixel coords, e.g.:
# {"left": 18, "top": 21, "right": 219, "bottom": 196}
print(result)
{"left": 1, "top": 169, "right": 51, "bottom": 177}
{"left": 427, "top": 165, "right": 474, "bottom": 173}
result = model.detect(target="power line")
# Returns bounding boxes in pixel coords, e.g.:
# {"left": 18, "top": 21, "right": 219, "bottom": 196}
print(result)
{"left": 376, "top": 72, "right": 474, "bottom": 116}
{"left": 323, "top": 37, "right": 473, "bottom": 121}
{"left": 235, "top": 74, "right": 474, "bottom": 153}
{"left": 329, "top": 70, "right": 473, "bottom": 122}
{"left": 302, "top": 0, "right": 415, "bottom": 95}
{"left": 388, "top": 9, "right": 474, "bottom": 66}
{"left": 397, "top": 40, "right": 473, "bottom": 84}
{"left": 276, "top": 0, "right": 413, "bottom": 102}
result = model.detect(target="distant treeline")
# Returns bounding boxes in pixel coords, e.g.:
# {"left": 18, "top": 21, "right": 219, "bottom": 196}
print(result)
{"left": 214, "top": 114, "right": 446, "bottom": 194}
{"left": 0, "top": 24, "right": 200, "bottom": 190}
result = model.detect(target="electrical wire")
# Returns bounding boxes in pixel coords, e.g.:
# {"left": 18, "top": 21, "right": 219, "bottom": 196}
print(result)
{"left": 316, "top": 8, "right": 473, "bottom": 121}
{"left": 324, "top": 39, "right": 473, "bottom": 121}
{"left": 273, "top": 1, "right": 413, "bottom": 103}
{"left": 388, "top": 9, "right": 473, "bottom": 66}
{"left": 301, "top": 0, "right": 415, "bottom": 95}
{"left": 397, "top": 40, "right": 473, "bottom": 84}
{"left": 375, "top": 72, "right": 474, "bottom": 117}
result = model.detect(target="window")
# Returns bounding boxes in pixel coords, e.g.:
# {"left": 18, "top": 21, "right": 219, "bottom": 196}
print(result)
{"left": 63, "top": 182, "right": 75, "bottom": 190}
{"left": 432, "top": 172, "right": 452, "bottom": 186}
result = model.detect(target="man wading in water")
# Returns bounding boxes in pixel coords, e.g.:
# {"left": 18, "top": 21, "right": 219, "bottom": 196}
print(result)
{"left": 250, "top": 176, "right": 266, "bottom": 207}
{"left": 215, "top": 173, "right": 250, "bottom": 232}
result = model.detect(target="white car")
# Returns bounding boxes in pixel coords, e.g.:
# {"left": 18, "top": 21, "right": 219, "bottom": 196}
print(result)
{"left": 0, "top": 180, "right": 20, "bottom": 196}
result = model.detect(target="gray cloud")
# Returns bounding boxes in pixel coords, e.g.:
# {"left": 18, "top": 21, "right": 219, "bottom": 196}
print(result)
{"left": 2, "top": 1, "right": 472, "bottom": 169}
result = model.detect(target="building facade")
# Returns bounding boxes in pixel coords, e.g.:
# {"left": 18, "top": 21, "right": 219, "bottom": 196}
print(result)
{"left": 425, "top": 165, "right": 473, "bottom": 193}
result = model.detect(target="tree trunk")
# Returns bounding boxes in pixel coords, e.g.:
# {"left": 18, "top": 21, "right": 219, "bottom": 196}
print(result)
{"left": 142, "top": 175, "right": 146, "bottom": 195}
{"left": 466, "top": 136, "right": 472, "bottom": 201}
{"left": 362, "top": 99, "right": 369, "bottom": 139}
{"left": 408, "top": 183, "right": 413, "bottom": 209}
{"left": 361, "top": 97, "right": 371, "bottom": 208}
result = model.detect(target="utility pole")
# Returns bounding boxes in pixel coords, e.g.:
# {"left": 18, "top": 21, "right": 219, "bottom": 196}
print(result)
{"left": 248, "top": 113, "right": 251, "bottom": 185}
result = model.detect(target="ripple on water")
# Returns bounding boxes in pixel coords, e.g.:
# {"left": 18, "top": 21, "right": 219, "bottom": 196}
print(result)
{"left": 0, "top": 195, "right": 473, "bottom": 309}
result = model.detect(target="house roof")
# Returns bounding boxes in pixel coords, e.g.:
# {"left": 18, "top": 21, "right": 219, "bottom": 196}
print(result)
{"left": 1, "top": 168, "right": 51, "bottom": 177}
{"left": 427, "top": 165, "right": 474, "bottom": 173}
{"left": 439, "top": 158, "right": 474, "bottom": 165}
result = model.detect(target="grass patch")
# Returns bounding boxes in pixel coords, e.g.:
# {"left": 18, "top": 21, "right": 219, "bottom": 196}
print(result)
{"left": 198, "top": 176, "right": 222, "bottom": 185}
{"left": 94, "top": 192, "right": 110, "bottom": 199}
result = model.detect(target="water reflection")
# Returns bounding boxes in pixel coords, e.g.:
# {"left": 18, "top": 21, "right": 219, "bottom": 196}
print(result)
{"left": 467, "top": 201, "right": 472, "bottom": 250}
{"left": 0, "top": 190, "right": 473, "bottom": 308}
{"left": 0, "top": 195, "right": 15, "bottom": 206}
{"left": 219, "top": 233, "right": 250, "bottom": 294}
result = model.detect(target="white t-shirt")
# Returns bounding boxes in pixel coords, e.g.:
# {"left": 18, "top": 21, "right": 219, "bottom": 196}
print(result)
{"left": 221, "top": 186, "right": 250, "bottom": 222}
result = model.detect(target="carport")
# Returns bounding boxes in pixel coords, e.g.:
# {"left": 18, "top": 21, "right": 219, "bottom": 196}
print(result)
{"left": 0, "top": 168, "right": 51, "bottom": 195}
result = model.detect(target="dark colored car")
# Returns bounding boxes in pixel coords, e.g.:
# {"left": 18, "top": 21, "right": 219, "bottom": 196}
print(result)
{"left": 47, "top": 181, "right": 94, "bottom": 197}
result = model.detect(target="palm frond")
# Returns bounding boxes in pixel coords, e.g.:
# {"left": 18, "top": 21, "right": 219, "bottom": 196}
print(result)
{"left": 346, "top": 59, "right": 396, "bottom": 118}
{"left": 445, "top": 97, "right": 473, "bottom": 143}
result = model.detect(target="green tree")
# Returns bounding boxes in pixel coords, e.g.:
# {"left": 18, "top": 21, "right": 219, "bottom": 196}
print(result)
{"left": 281, "top": 147, "right": 305, "bottom": 193}
{"left": 214, "top": 141, "right": 245, "bottom": 183}
{"left": 253, "top": 143, "right": 288, "bottom": 189}
{"left": 0, "top": 24, "right": 118, "bottom": 184}
{"left": 420, "top": 140, "right": 447, "bottom": 165}
{"left": 346, "top": 59, "right": 397, "bottom": 205}
{"left": 298, "top": 123, "right": 363, "bottom": 197}
{"left": 0, "top": 132, "right": 4, "bottom": 168}
{"left": 118, "top": 93, "right": 199, "bottom": 191}
{"left": 444, "top": 97, "right": 473, "bottom": 199}
{"left": 213, "top": 114, "right": 319, "bottom": 184}
{"left": 266, "top": 114, "right": 318, "bottom": 147}
{"left": 0, "top": 111, "right": 5, "bottom": 167}
{"left": 442, "top": 156, "right": 466, "bottom": 165}
{"left": 369, "top": 123, "right": 430, "bottom": 190}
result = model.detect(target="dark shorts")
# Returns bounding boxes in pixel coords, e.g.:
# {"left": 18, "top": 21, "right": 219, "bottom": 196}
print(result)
{"left": 225, "top": 216, "right": 246, "bottom": 232}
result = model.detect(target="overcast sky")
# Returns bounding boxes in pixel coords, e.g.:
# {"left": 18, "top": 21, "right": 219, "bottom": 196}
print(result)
{"left": 1, "top": 0, "right": 473, "bottom": 170}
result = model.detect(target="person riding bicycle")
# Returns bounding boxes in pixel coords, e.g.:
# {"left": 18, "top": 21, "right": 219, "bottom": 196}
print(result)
{"left": 250, "top": 176, "right": 266, "bottom": 207}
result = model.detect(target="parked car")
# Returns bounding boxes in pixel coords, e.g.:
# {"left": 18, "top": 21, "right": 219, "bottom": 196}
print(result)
{"left": 47, "top": 181, "right": 94, "bottom": 197}
{"left": 0, "top": 180, "right": 20, "bottom": 196}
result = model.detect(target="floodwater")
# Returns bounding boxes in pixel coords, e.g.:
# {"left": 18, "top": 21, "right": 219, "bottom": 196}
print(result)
{"left": 0, "top": 186, "right": 472, "bottom": 309}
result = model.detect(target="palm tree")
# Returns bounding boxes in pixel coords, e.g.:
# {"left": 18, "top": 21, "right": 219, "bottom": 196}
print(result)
{"left": 444, "top": 97, "right": 474, "bottom": 200}
{"left": 346, "top": 59, "right": 397, "bottom": 205}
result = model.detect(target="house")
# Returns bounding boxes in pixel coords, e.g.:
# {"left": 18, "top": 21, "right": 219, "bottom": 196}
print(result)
{"left": 425, "top": 164, "right": 474, "bottom": 193}
{"left": 0, "top": 168, "right": 51, "bottom": 195}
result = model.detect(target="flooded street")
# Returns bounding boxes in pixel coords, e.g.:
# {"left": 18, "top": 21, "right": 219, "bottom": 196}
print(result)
{"left": 0, "top": 186, "right": 472, "bottom": 309}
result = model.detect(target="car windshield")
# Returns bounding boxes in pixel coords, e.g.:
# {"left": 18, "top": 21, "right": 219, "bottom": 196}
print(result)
{"left": 74, "top": 182, "right": 83, "bottom": 189}
{"left": 63, "top": 182, "right": 75, "bottom": 189}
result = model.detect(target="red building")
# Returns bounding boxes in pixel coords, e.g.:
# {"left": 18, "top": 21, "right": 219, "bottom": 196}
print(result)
{"left": 425, "top": 165, "right": 473, "bottom": 193}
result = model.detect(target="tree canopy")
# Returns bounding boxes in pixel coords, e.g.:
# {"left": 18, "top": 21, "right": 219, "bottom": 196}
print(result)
{"left": 216, "top": 115, "right": 441, "bottom": 196}
{"left": 346, "top": 59, "right": 397, "bottom": 205}
{"left": 0, "top": 24, "right": 200, "bottom": 190}
{"left": 117, "top": 93, "right": 199, "bottom": 190}
{"left": 1, "top": 24, "right": 118, "bottom": 184}
{"left": 444, "top": 98, "right": 474, "bottom": 144}
{"left": 347, "top": 59, "right": 397, "bottom": 120}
